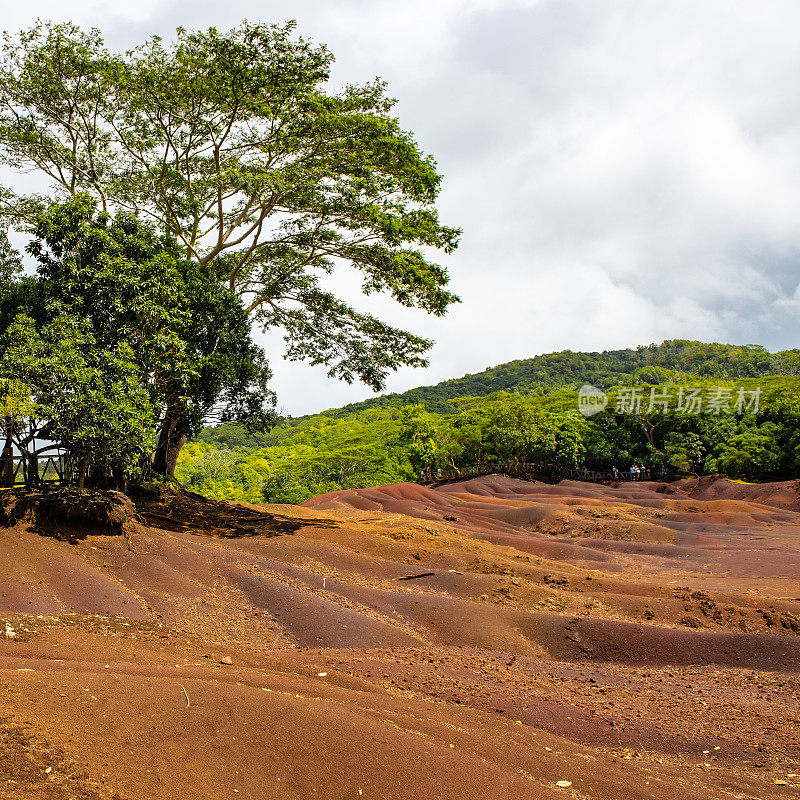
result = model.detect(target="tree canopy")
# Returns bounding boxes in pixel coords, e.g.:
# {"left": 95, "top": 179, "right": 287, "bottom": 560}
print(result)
{"left": 0, "top": 21, "right": 458, "bottom": 386}
{"left": 0, "top": 196, "right": 274, "bottom": 486}
{"left": 180, "top": 372, "right": 800, "bottom": 504}
{"left": 332, "top": 339, "right": 800, "bottom": 415}
{"left": 0, "top": 19, "right": 459, "bottom": 479}
{"left": 1, "top": 312, "right": 156, "bottom": 486}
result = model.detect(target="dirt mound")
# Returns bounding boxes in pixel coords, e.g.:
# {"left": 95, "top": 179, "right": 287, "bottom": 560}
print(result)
{"left": 0, "top": 716, "right": 115, "bottom": 799}
{"left": 0, "top": 488, "right": 138, "bottom": 541}
{"left": 666, "top": 475, "right": 800, "bottom": 510}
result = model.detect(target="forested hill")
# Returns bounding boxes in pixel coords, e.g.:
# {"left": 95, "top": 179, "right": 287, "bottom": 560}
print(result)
{"left": 330, "top": 339, "right": 800, "bottom": 416}
{"left": 185, "top": 339, "right": 800, "bottom": 503}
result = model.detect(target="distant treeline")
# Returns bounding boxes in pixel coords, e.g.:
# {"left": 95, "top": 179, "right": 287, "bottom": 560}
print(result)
{"left": 178, "top": 341, "right": 800, "bottom": 504}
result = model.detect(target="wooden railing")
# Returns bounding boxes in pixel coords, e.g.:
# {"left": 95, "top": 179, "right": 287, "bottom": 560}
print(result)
{"left": 564, "top": 468, "right": 664, "bottom": 482}
{"left": 0, "top": 453, "right": 66, "bottom": 488}
{"left": 417, "top": 464, "right": 669, "bottom": 486}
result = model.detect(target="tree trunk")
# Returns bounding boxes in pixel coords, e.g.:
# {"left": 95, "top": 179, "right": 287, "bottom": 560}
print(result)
{"left": 26, "top": 453, "right": 39, "bottom": 489}
{"left": 0, "top": 440, "right": 13, "bottom": 488}
{"left": 0, "top": 422, "right": 14, "bottom": 487}
{"left": 152, "top": 411, "right": 189, "bottom": 478}
{"left": 76, "top": 456, "right": 89, "bottom": 488}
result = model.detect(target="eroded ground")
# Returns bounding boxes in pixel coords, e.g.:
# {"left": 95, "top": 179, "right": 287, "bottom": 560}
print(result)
{"left": 0, "top": 476, "right": 798, "bottom": 799}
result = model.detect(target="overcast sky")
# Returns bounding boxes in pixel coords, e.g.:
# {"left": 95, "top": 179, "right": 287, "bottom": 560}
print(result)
{"left": 3, "top": 0, "right": 800, "bottom": 414}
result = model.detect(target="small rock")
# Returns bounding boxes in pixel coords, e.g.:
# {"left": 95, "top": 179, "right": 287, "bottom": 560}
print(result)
{"left": 220, "top": 657, "right": 234, "bottom": 665}
{"left": 774, "top": 780, "right": 789, "bottom": 786}
{"left": 317, "top": 672, "right": 327, "bottom": 677}
{"left": 555, "top": 780, "right": 572, "bottom": 788}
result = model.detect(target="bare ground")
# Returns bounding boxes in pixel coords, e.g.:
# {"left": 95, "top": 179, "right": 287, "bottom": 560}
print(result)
{"left": 0, "top": 476, "right": 797, "bottom": 799}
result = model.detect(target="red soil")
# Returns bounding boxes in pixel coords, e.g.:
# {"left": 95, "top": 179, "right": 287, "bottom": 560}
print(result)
{"left": 0, "top": 477, "right": 797, "bottom": 799}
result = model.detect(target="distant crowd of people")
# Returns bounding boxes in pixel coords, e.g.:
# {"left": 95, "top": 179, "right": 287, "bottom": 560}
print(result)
{"left": 419, "top": 466, "right": 444, "bottom": 482}
{"left": 557, "top": 463, "right": 670, "bottom": 482}
{"left": 617, "top": 464, "right": 653, "bottom": 480}
{"left": 417, "top": 462, "right": 668, "bottom": 484}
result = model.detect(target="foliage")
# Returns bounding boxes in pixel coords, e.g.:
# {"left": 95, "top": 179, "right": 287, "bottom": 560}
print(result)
{"left": 399, "top": 404, "right": 441, "bottom": 470}
{"left": 663, "top": 432, "right": 706, "bottom": 474}
{"left": 704, "top": 419, "right": 783, "bottom": 478}
{"left": 178, "top": 406, "right": 412, "bottom": 503}
{"left": 0, "top": 229, "right": 21, "bottom": 283}
{"left": 0, "top": 19, "right": 459, "bottom": 454}
{"left": 0, "top": 196, "right": 274, "bottom": 486}
{"left": 483, "top": 395, "right": 586, "bottom": 471}
{"left": 334, "top": 340, "right": 800, "bottom": 415}
{"left": 182, "top": 371, "right": 800, "bottom": 501}
{"left": 0, "top": 314, "right": 156, "bottom": 485}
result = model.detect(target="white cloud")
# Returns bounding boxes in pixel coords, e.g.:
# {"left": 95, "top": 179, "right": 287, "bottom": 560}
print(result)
{"left": 318, "top": 0, "right": 540, "bottom": 72}
{"left": 0, "top": 0, "right": 169, "bottom": 28}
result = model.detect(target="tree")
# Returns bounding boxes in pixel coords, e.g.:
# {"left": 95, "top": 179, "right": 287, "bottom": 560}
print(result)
{"left": 0, "top": 196, "right": 275, "bottom": 484}
{"left": 0, "top": 314, "right": 156, "bottom": 487}
{"left": 449, "top": 410, "right": 489, "bottom": 468}
{"left": 664, "top": 431, "right": 705, "bottom": 475}
{"left": 705, "top": 419, "right": 782, "bottom": 479}
{"left": 0, "top": 21, "right": 460, "bottom": 474}
{"left": 400, "top": 404, "right": 441, "bottom": 471}
{"left": 634, "top": 365, "right": 673, "bottom": 385}
{"left": 484, "top": 395, "right": 585, "bottom": 472}
{"left": 0, "top": 377, "right": 35, "bottom": 486}
{"left": 0, "top": 229, "right": 21, "bottom": 283}
{"left": 193, "top": 446, "right": 238, "bottom": 483}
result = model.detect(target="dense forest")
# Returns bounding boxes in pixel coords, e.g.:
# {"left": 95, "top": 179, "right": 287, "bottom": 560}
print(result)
{"left": 177, "top": 342, "right": 800, "bottom": 503}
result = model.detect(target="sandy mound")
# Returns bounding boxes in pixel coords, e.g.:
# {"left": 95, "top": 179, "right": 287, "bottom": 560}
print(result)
{"left": 666, "top": 475, "right": 800, "bottom": 510}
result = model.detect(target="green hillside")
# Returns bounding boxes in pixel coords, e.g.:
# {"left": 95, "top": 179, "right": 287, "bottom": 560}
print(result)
{"left": 179, "top": 340, "right": 800, "bottom": 503}
{"left": 331, "top": 340, "right": 800, "bottom": 415}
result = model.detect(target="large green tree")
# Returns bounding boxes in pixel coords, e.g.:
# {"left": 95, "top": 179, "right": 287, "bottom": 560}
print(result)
{"left": 12, "top": 196, "right": 276, "bottom": 481}
{"left": 0, "top": 20, "right": 459, "bottom": 473}
{"left": 484, "top": 395, "right": 586, "bottom": 472}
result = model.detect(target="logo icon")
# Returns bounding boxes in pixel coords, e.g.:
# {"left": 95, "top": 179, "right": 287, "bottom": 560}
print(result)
{"left": 578, "top": 384, "right": 608, "bottom": 417}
